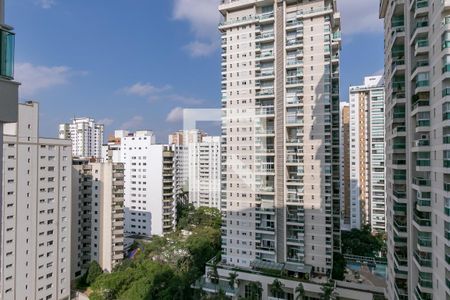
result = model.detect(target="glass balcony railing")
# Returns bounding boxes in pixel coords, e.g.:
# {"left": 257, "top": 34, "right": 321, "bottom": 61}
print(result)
{"left": 0, "top": 28, "right": 15, "bottom": 79}
{"left": 443, "top": 40, "right": 450, "bottom": 50}
{"left": 413, "top": 214, "right": 432, "bottom": 227}
{"left": 416, "top": 80, "right": 429, "bottom": 88}
{"left": 443, "top": 64, "right": 450, "bottom": 74}
{"left": 417, "top": 236, "right": 432, "bottom": 247}
{"left": 443, "top": 111, "right": 450, "bottom": 120}
{"left": 417, "top": 119, "right": 430, "bottom": 127}
{"left": 444, "top": 135, "right": 450, "bottom": 144}
{"left": 413, "top": 177, "right": 431, "bottom": 186}
{"left": 416, "top": 159, "right": 431, "bottom": 167}
{"left": 416, "top": 0, "right": 428, "bottom": 9}
{"left": 414, "top": 251, "right": 432, "bottom": 267}
{"left": 444, "top": 182, "right": 450, "bottom": 192}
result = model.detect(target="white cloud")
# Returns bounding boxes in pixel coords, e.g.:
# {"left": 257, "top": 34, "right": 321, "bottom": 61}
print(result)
{"left": 120, "top": 116, "right": 144, "bottom": 130}
{"left": 15, "top": 62, "right": 72, "bottom": 97}
{"left": 98, "top": 118, "right": 114, "bottom": 127}
{"left": 123, "top": 82, "right": 171, "bottom": 97}
{"left": 166, "top": 107, "right": 184, "bottom": 123}
{"left": 122, "top": 82, "right": 205, "bottom": 105}
{"left": 184, "top": 41, "right": 218, "bottom": 57}
{"left": 338, "top": 0, "right": 383, "bottom": 36}
{"left": 173, "top": 0, "right": 220, "bottom": 57}
{"left": 36, "top": 0, "right": 56, "bottom": 9}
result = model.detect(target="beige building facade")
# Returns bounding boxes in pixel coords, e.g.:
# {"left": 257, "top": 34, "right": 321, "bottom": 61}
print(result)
{"left": 219, "top": 0, "right": 341, "bottom": 279}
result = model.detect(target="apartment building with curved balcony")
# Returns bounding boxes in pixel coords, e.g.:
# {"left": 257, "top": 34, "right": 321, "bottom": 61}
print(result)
{"left": 381, "top": 0, "right": 450, "bottom": 299}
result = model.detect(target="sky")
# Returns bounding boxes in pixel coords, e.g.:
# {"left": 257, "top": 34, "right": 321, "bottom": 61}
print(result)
{"left": 7, "top": 0, "right": 384, "bottom": 142}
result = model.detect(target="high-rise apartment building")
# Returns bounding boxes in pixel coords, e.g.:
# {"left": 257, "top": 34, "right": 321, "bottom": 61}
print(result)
{"left": 340, "top": 102, "right": 351, "bottom": 230}
{"left": 1, "top": 102, "right": 72, "bottom": 300}
{"left": 59, "top": 117, "right": 104, "bottom": 159}
{"left": 217, "top": 0, "right": 341, "bottom": 288}
{"left": 0, "top": 2, "right": 19, "bottom": 290}
{"left": 348, "top": 76, "right": 386, "bottom": 232}
{"left": 168, "top": 129, "right": 206, "bottom": 145}
{"left": 71, "top": 159, "right": 125, "bottom": 277}
{"left": 380, "top": 1, "right": 450, "bottom": 299}
{"left": 188, "top": 136, "right": 221, "bottom": 209}
{"left": 101, "top": 130, "right": 131, "bottom": 163}
{"left": 120, "top": 131, "right": 175, "bottom": 237}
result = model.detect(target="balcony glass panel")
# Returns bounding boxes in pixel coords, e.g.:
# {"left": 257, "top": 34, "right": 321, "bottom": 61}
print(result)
{"left": 443, "top": 102, "right": 450, "bottom": 120}
{"left": 0, "top": 28, "right": 15, "bottom": 79}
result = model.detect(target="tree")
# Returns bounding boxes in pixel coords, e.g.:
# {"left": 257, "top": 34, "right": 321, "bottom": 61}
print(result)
{"left": 341, "top": 226, "right": 385, "bottom": 258}
{"left": 321, "top": 280, "right": 338, "bottom": 300}
{"left": 247, "top": 282, "right": 263, "bottom": 300}
{"left": 331, "top": 252, "right": 346, "bottom": 281}
{"left": 228, "top": 272, "right": 239, "bottom": 289}
{"left": 295, "top": 282, "right": 305, "bottom": 300}
{"left": 86, "top": 261, "right": 103, "bottom": 285}
{"left": 270, "top": 279, "right": 284, "bottom": 299}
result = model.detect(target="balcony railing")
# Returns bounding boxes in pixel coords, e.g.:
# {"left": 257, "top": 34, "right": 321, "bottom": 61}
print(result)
{"left": 0, "top": 28, "right": 15, "bottom": 79}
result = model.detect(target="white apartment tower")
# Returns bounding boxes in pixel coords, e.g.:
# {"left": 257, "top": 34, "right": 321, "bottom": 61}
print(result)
{"left": 348, "top": 76, "right": 386, "bottom": 232}
{"left": 219, "top": 0, "right": 341, "bottom": 279}
{"left": 381, "top": 0, "right": 450, "bottom": 299}
{"left": 71, "top": 159, "right": 125, "bottom": 277}
{"left": 188, "top": 136, "right": 222, "bottom": 209}
{"left": 120, "top": 131, "right": 175, "bottom": 237}
{"left": 59, "top": 117, "right": 104, "bottom": 159}
{"left": 1, "top": 102, "right": 72, "bottom": 300}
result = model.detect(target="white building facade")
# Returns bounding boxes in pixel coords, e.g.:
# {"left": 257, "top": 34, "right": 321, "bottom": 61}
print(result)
{"left": 120, "top": 131, "right": 175, "bottom": 237}
{"left": 0, "top": 1, "right": 19, "bottom": 292}
{"left": 59, "top": 117, "right": 104, "bottom": 159}
{"left": 188, "top": 136, "right": 221, "bottom": 209}
{"left": 348, "top": 76, "right": 386, "bottom": 232}
{"left": 1, "top": 102, "right": 72, "bottom": 300}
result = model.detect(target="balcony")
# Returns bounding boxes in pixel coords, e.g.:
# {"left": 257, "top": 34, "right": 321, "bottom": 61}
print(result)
{"left": 413, "top": 213, "right": 431, "bottom": 227}
{"left": 414, "top": 250, "right": 432, "bottom": 268}
{"left": 416, "top": 193, "right": 431, "bottom": 208}
{"left": 393, "top": 190, "right": 407, "bottom": 200}
{"left": 418, "top": 273, "right": 433, "bottom": 289}
{"left": 414, "top": 286, "right": 432, "bottom": 300}
{"left": 255, "top": 88, "right": 274, "bottom": 98}
{"left": 255, "top": 106, "right": 275, "bottom": 116}
{"left": 445, "top": 182, "right": 450, "bottom": 192}
{"left": 411, "top": 99, "right": 429, "bottom": 116}
{"left": 394, "top": 219, "right": 407, "bottom": 233}
{"left": 417, "top": 235, "right": 432, "bottom": 248}
{"left": 0, "top": 28, "right": 15, "bottom": 80}
{"left": 413, "top": 177, "right": 431, "bottom": 186}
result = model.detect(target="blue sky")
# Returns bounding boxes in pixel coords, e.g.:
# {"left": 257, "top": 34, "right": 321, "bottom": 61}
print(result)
{"left": 7, "top": 0, "right": 383, "bottom": 142}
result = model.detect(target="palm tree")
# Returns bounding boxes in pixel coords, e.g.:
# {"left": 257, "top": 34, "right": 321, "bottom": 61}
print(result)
{"left": 321, "top": 280, "right": 338, "bottom": 300}
{"left": 270, "top": 279, "right": 284, "bottom": 299}
{"left": 295, "top": 282, "right": 305, "bottom": 300}
{"left": 228, "top": 272, "right": 239, "bottom": 289}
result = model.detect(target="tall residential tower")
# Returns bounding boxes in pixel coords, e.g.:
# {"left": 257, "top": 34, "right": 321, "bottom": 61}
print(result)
{"left": 216, "top": 0, "right": 341, "bottom": 295}
{"left": 188, "top": 136, "right": 222, "bottom": 209}
{"left": 348, "top": 76, "right": 386, "bottom": 232}
{"left": 59, "top": 118, "right": 104, "bottom": 159}
{"left": 381, "top": 0, "right": 450, "bottom": 299}
{"left": 0, "top": 4, "right": 19, "bottom": 286}
{"left": 2, "top": 102, "right": 72, "bottom": 300}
